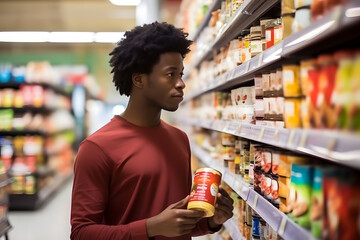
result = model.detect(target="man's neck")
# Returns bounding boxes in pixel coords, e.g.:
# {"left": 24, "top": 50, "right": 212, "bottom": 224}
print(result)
{"left": 120, "top": 98, "right": 161, "bottom": 127}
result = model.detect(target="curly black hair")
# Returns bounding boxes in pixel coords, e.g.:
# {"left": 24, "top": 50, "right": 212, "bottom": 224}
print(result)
{"left": 109, "top": 22, "right": 193, "bottom": 96}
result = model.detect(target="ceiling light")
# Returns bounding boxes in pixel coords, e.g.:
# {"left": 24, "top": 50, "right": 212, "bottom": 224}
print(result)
{"left": 49, "top": 32, "right": 94, "bottom": 43}
{"left": 0, "top": 31, "right": 49, "bottom": 42}
{"left": 0, "top": 31, "right": 126, "bottom": 43}
{"left": 109, "top": 0, "right": 141, "bottom": 6}
{"left": 94, "top": 32, "right": 124, "bottom": 43}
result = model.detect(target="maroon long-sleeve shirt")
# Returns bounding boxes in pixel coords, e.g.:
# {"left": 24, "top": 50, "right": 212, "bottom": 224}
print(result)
{"left": 70, "top": 116, "right": 217, "bottom": 239}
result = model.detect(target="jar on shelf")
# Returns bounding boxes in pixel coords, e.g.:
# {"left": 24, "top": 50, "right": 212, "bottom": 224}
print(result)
{"left": 282, "top": 64, "right": 301, "bottom": 97}
{"left": 317, "top": 54, "right": 338, "bottom": 129}
{"left": 250, "top": 26, "right": 263, "bottom": 58}
{"left": 265, "top": 20, "right": 276, "bottom": 49}
{"left": 332, "top": 50, "right": 354, "bottom": 130}
{"left": 241, "top": 29, "right": 251, "bottom": 63}
{"left": 282, "top": 13, "right": 295, "bottom": 39}
{"left": 349, "top": 51, "right": 360, "bottom": 132}
{"left": 292, "top": 6, "right": 311, "bottom": 33}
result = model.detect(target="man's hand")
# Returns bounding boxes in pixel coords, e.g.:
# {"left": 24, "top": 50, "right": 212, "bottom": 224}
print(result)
{"left": 208, "top": 185, "right": 234, "bottom": 229}
{"left": 146, "top": 196, "right": 205, "bottom": 237}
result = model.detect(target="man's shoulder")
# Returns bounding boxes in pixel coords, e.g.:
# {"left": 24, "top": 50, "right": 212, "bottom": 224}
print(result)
{"left": 161, "top": 120, "right": 188, "bottom": 139}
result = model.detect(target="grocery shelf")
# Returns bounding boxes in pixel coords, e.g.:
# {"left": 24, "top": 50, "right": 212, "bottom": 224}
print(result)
{"left": 247, "top": 190, "right": 316, "bottom": 240}
{"left": 223, "top": 217, "right": 246, "bottom": 240}
{"left": 183, "top": 42, "right": 284, "bottom": 102}
{"left": 0, "top": 106, "right": 57, "bottom": 113}
{"left": 185, "top": 118, "right": 360, "bottom": 169}
{"left": 183, "top": 0, "right": 360, "bottom": 100}
{"left": 282, "top": 0, "right": 360, "bottom": 58}
{"left": 0, "top": 127, "right": 75, "bottom": 137}
{"left": 0, "top": 82, "right": 72, "bottom": 97}
{"left": 0, "top": 218, "right": 11, "bottom": 238}
{"left": 9, "top": 171, "right": 72, "bottom": 210}
{"left": 191, "top": 143, "right": 315, "bottom": 240}
{"left": 189, "top": 0, "right": 280, "bottom": 70}
{"left": 0, "top": 130, "right": 47, "bottom": 136}
{"left": 190, "top": 0, "right": 222, "bottom": 42}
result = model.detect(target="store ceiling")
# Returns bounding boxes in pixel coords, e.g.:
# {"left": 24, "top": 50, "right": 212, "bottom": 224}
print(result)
{"left": 0, "top": 0, "right": 181, "bottom": 103}
{"left": 0, "top": 0, "right": 137, "bottom": 32}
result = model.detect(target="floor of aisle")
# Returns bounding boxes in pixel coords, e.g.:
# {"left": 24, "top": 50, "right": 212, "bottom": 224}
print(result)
{"left": 6, "top": 178, "right": 212, "bottom": 240}
{"left": 7, "top": 178, "right": 73, "bottom": 240}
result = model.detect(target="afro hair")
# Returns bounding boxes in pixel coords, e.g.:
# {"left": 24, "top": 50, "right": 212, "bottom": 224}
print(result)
{"left": 109, "top": 22, "right": 193, "bottom": 96}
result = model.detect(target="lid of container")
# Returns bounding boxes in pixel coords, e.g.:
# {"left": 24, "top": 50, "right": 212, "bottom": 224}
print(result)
{"left": 333, "top": 50, "right": 354, "bottom": 60}
{"left": 241, "top": 29, "right": 250, "bottom": 35}
{"left": 317, "top": 54, "right": 333, "bottom": 64}
{"left": 250, "top": 26, "right": 262, "bottom": 33}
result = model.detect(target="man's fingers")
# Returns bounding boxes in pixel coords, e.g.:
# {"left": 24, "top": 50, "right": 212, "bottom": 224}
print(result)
{"left": 218, "top": 186, "right": 232, "bottom": 199}
{"left": 217, "top": 187, "right": 234, "bottom": 205}
{"left": 215, "top": 202, "right": 233, "bottom": 214}
{"left": 175, "top": 209, "right": 205, "bottom": 218}
{"left": 169, "top": 195, "right": 189, "bottom": 209}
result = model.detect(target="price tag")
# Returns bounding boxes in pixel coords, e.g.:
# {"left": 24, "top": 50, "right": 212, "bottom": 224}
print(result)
{"left": 287, "top": 130, "right": 296, "bottom": 146}
{"left": 227, "top": 122, "right": 238, "bottom": 134}
{"left": 299, "top": 131, "right": 308, "bottom": 148}
{"left": 327, "top": 137, "right": 337, "bottom": 152}
{"left": 215, "top": 121, "right": 222, "bottom": 131}
{"left": 222, "top": 74, "right": 227, "bottom": 83}
{"left": 253, "top": 194, "right": 259, "bottom": 208}
{"left": 258, "top": 52, "right": 263, "bottom": 68}
{"left": 332, "top": 6, "right": 343, "bottom": 23}
{"left": 274, "top": 129, "right": 279, "bottom": 140}
{"left": 259, "top": 127, "right": 265, "bottom": 141}
{"left": 230, "top": 69, "right": 236, "bottom": 79}
{"left": 229, "top": 174, "right": 235, "bottom": 186}
{"left": 245, "top": 60, "right": 250, "bottom": 72}
{"left": 223, "top": 121, "right": 230, "bottom": 133}
{"left": 238, "top": 181, "right": 243, "bottom": 194}
{"left": 278, "top": 216, "right": 287, "bottom": 236}
{"left": 236, "top": 124, "right": 242, "bottom": 135}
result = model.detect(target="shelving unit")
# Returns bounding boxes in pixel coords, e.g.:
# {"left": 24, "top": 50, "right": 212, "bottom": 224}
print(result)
{"left": 189, "top": 0, "right": 222, "bottom": 42}
{"left": 191, "top": 143, "right": 316, "bottom": 240}
{"left": 184, "top": 118, "right": 360, "bottom": 169}
{"left": 8, "top": 172, "right": 72, "bottom": 210}
{"left": 0, "top": 173, "right": 13, "bottom": 239}
{"left": 0, "top": 81, "right": 75, "bottom": 210}
{"left": 177, "top": 0, "right": 360, "bottom": 239}
{"left": 183, "top": 0, "right": 360, "bottom": 101}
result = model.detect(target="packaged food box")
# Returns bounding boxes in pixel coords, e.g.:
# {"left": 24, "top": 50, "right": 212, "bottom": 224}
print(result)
{"left": 283, "top": 64, "right": 301, "bottom": 97}
{"left": 279, "top": 176, "right": 291, "bottom": 198}
{"left": 289, "top": 164, "right": 313, "bottom": 228}
{"left": 323, "top": 169, "right": 360, "bottom": 240}
{"left": 310, "top": 166, "right": 324, "bottom": 238}
{"left": 279, "top": 197, "right": 292, "bottom": 213}
{"left": 284, "top": 97, "right": 302, "bottom": 128}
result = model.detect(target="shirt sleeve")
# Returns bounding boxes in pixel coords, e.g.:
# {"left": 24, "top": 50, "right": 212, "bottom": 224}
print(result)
{"left": 70, "top": 140, "right": 149, "bottom": 240}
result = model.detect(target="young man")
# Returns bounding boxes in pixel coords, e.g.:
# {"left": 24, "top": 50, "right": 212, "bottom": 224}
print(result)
{"left": 70, "top": 22, "right": 234, "bottom": 240}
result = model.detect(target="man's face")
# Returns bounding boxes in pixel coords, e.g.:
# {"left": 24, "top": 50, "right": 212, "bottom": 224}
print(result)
{"left": 143, "top": 52, "right": 185, "bottom": 112}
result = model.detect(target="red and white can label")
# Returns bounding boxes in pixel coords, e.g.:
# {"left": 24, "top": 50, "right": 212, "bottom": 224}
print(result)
{"left": 189, "top": 170, "right": 221, "bottom": 205}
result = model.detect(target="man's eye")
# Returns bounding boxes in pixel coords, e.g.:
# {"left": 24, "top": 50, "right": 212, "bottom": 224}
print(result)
{"left": 167, "top": 73, "right": 174, "bottom": 77}
{"left": 180, "top": 72, "right": 184, "bottom": 78}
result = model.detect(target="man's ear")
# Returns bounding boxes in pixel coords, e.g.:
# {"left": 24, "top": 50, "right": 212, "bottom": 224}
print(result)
{"left": 132, "top": 73, "right": 144, "bottom": 89}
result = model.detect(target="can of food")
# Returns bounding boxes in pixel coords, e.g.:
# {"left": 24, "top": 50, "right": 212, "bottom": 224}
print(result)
{"left": 188, "top": 168, "right": 222, "bottom": 217}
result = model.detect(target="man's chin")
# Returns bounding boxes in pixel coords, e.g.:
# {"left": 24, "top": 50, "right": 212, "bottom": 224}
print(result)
{"left": 163, "top": 105, "right": 179, "bottom": 112}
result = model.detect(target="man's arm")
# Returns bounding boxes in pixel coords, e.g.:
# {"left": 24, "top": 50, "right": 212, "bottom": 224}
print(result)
{"left": 70, "top": 140, "right": 149, "bottom": 240}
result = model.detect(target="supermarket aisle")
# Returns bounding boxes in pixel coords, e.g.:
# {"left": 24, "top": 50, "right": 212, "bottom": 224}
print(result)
{"left": 7, "top": 178, "right": 73, "bottom": 240}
